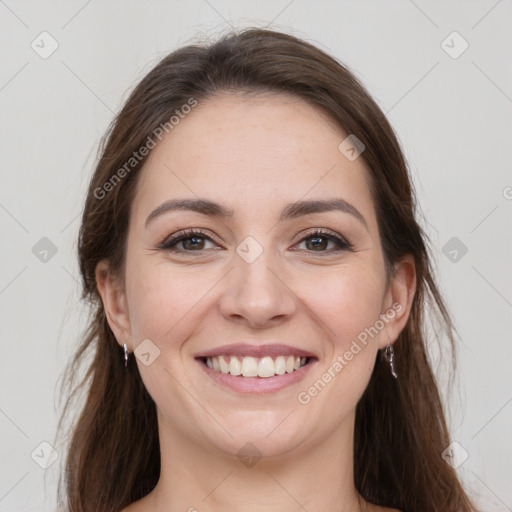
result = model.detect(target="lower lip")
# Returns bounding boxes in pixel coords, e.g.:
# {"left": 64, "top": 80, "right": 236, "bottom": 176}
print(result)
{"left": 196, "top": 358, "right": 317, "bottom": 394}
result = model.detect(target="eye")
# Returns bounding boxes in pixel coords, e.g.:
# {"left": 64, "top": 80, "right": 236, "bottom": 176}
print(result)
{"left": 294, "top": 229, "right": 353, "bottom": 253}
{"left": 156, "top": 228, "right": 353, "bottom": 255}
{"left": 157, "top": 229, "right": 220, "bottom": 253}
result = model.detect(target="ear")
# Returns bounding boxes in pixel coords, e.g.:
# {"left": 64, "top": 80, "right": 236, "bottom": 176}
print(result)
{"left": 95, "top": 259, "right": 132, "bottom": 350}
{"left": 378, "top": 253, "right": 417, "bottom": 350}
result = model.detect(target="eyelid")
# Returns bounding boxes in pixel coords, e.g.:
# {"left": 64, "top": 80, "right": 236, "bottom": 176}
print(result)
{"left": 157, "top": 227, "right": 353, "bottom": 254}
{"left": 293, "top": 228, "right": 353, "bottom": 252}
{"left": 157, "top": 228, "right": 221, "bottom": 251}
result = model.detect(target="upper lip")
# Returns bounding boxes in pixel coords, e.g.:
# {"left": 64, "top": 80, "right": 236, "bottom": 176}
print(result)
{"left": 195, "top": 343, "right": 317, "bottom": 359}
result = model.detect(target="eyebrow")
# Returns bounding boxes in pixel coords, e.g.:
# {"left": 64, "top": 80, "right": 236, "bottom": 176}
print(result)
{"left": 145, "top": 197, "right": 368, "bottom": 230}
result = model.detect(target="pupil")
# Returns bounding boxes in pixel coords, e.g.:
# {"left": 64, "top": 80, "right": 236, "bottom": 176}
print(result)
{"left": 308, "top": 236, "right": 327, "bottom": 250}
{"left": 184, "top": 237, "right": 204, "bottom": 250}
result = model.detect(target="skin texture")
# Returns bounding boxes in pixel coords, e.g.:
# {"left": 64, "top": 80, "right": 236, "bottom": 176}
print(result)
{"left": 96, "top": 93, "right": 415, "bottom": 512}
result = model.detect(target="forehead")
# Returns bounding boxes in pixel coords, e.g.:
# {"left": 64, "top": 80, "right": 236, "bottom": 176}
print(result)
{"left": 132, "top": 93, "right": 376, "bottom": 228}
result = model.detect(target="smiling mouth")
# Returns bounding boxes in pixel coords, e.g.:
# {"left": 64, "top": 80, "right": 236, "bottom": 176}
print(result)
{"left": 198, "top": 355, "right": 314, "bottom": 378}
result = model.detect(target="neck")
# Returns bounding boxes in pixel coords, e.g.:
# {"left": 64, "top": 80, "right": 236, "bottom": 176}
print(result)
{"left": 147, "top": 410, "right": 366, "bottom": 512}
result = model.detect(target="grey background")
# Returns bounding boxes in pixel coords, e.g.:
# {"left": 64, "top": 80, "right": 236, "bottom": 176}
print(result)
{"left": 1, "top": 1, "right": 511, "bottom": 510}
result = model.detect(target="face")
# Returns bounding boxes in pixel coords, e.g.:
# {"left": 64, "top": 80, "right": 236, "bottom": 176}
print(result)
{"left": 98, "top": 93, "right": 414, "bottom": 459}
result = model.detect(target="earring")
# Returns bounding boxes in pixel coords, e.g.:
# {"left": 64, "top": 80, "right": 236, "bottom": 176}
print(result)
{"left": 123, "top": 343, "right": 129, "bottom": 367}
{"left": 384, "top": 338, "right": 398, "bottom": 379}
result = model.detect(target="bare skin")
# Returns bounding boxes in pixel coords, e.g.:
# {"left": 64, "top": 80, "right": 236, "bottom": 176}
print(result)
{"left": 97, "top": 93, "right": 414, "bottom": 512}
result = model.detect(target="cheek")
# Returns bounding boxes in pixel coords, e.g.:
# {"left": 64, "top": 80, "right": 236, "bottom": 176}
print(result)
{"left": 124, "top": 258, "right": 214, "bottom": 416}
{"left": 125, "top": 257, "right": 208, "bottom": 342}
{"left": 292, "top": 263, "right": 386, "bottom": 431}
{"left": 302, "top": 262, "right": 385, "bottom": 346}
{"left": 301, "top": 261, "right": 385, "bottom": 393}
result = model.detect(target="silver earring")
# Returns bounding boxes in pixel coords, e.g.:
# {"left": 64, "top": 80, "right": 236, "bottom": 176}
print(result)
{"left": 123, "top": 343, "right": 129, "bottom": 367}
{"left": 384, "top": 338, "right": 397, "bottom": 379}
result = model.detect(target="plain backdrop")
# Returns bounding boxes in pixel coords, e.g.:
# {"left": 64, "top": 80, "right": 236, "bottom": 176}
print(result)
{"left": 1, "top": 1, "right": 511, "bottom": 511}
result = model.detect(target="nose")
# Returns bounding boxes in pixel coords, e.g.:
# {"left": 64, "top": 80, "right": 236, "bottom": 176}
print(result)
{"left": 219, "top": 249, "right": 297, "bottom": 329}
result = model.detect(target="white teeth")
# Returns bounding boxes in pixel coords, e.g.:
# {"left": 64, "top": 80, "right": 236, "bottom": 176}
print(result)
{"left": 218, "top": 355, "right": 230, "bottom": 374}
{"left": 274, "top": 355, "right": 286, "bottom": 375}
{"left": 204, "top": 355, "right": 309, "bottom": 377}
{"left": 229, "top": 355, "right": 241, "bottom": 376}
{"left": 258, "top": 356, "right": 275, "bottom": 378}
{"left": 241, "top": 356, "right": 258, "bottom": 377}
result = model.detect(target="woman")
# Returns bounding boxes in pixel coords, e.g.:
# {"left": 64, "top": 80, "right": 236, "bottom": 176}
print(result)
{"left": 57, "top": 28, "right": 479, "bottom": 512}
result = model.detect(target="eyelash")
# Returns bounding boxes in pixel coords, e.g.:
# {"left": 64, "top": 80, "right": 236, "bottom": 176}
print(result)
{"left": 156, "top": 228, "right": 353, "bottom": 255}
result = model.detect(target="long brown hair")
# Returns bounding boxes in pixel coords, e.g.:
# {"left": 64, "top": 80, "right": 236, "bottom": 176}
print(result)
{"left": 56, "top": 27, "right": 479, "bottom": 512}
